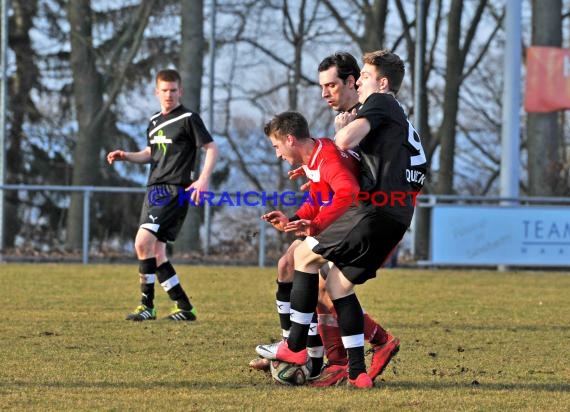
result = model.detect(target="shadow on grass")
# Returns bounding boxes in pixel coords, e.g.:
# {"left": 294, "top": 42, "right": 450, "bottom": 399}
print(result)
{"left": 4, "top": 380, "right": 570, "bottom": 393}
{"left": 391, "top": 323, "right": 570, "bottom": 333}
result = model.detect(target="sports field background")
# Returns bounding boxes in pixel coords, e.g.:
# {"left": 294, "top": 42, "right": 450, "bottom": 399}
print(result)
{"left": 1, "top": 264, "right": 569, "bottom": 411}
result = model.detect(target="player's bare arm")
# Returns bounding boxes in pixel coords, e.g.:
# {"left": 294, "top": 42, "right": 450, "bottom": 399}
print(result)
{"left": 334, "top": 117, "right": 371, "bottom": 150}
{"left": 106, "top": 147, "right": 152, "bottom": 165}
{"left": 185, "top": 141, "right": 219, "bottom": 203}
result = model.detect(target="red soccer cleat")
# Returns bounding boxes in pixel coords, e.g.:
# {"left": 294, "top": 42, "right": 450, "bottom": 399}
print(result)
{"left": 274, "top": 340, "right": 308, "bottom": 365}
{"left": 309, "top": 363, "right": 348, "bottom": 387}
{"left": 348, "top": 372, "right": 373, "bottom": 389}
{"left": 368, "top": 335, "right": 400, "bottom": 381}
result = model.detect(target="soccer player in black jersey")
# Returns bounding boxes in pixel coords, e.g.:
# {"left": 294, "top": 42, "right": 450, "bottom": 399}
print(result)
{"left": 253, "top": 53, "right": 404, "bottom": 387}
{"left": 271, "top": 50, "right": 427, "bottom": 388}
{"left": 107, "top": 69, "right": 218, "bottom": 321}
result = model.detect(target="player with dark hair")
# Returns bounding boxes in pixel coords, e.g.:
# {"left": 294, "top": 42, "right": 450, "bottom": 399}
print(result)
{"left": 251, "top": 52, "right": 401, "bottom": 387}
{"left": 318, "top": 51, "right": 361, "bottom": 113}
{"left": 107, "top": 68, "right": 218, "bottom": 321}
{"left": 267, "top": 49, "right": 427, "bottom": 388}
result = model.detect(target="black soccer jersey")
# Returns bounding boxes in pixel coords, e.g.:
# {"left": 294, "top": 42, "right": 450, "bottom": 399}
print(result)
{"left": 355, "top": 93, "right": 427, "bottom": 226}
{"left": 145, "top": 105, "right": 213, "bottom": 186}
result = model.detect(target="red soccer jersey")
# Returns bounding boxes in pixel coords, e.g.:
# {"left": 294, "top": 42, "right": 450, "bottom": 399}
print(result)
{"left": 295, "top": 138, "right": 360, "bottom": 235}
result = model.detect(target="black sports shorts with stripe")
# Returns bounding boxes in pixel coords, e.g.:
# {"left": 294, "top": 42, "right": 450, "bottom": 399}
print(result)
{"left": 139, "top": 183, "right": 189, "bottom": 243}
{"left": 306, "top": 205, "right": 407, "bottom": 284}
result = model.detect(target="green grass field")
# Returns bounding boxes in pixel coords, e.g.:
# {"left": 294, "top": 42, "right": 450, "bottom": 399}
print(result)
{"left": 1, "top": 264, "right": 569, "bottom": 411}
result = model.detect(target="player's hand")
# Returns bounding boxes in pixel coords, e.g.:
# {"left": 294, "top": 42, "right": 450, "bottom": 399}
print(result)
{"left": 107, "top": 150, "right": 125, "bottom": 164}
{"left": 288, "top": 166, "right": 305, "bottom": 180}
{"left": 288, "top": 167, "right": 310, "bottom": 191}
{"left": 334, "top": 108, "right": 357, "bottom": 132}
{"left": 284, "top": 219, "right": 312, "bottom": 236}
{"left": 185, "top": 178, "right": 208, "bottom": 204}
{"left": 261, "top": 210, "right": 289, "bottom": 232}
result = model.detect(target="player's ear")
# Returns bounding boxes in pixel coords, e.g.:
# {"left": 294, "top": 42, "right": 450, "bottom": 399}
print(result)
{"left": 286, "top": 134, "right": 295, "bottom": 145}
{"left": 347, "top": 75, "right": 356, "bottom": 89}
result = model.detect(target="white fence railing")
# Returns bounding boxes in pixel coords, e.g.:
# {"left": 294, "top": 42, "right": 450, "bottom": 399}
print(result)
{"left": 2, "top": 184, "right": 569, "bottom": 267}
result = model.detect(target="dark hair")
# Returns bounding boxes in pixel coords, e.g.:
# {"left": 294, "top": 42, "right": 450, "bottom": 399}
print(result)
{"left": 318, "top": 52, "right": 360, "bottom": 85}
{"left": 156, "top": 69, "right": 181, "bottom": 85}
{"left": 362, "top": 49, "right": 405, "bottom": 94}
{"left": 263, "top": 111, "right": 310, "bottom": 141}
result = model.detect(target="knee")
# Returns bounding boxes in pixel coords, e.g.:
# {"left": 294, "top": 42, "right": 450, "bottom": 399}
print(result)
{"left": 134, "top": 230, "right": 158, "bottom": 258}
{"left": 134, "top": 238, "right": 151, "bottom": 257}
{"left": 293, "top": 242, "right": 319, "bottom": 271}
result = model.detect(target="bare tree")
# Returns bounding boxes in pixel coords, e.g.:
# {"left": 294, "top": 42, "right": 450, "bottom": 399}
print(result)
{"left": 176, "top": 0, "right": 207, "bottom": 254}
{"left": 4, "top": 0, "right": 39, "bottom": 248}
{"left": 65, "top": 0, "right": 156, "bottom": 251}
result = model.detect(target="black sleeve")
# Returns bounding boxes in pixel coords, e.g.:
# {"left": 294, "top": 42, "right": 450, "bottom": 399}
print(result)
{"left": 188, "top": 113, "right": 214, "bottom": 147}
{"left": 355, "top": 93, "right": 392, "bottom": 130}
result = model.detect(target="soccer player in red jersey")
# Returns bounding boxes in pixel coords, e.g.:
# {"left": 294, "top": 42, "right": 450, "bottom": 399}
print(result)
{"left": 269, "top": 50, "right": 427, "bottom": 389}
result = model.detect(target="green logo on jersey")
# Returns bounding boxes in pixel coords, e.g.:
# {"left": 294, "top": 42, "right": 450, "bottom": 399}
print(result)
{"left": 149, "top": 130, "right": 172, "bottom": 156}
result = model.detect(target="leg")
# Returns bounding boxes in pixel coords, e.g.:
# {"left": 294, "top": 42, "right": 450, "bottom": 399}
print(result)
{"left": 326, "top": 265, "right": 372, "bottom": 388}
{"left": 154, "top": 240, "right": 196, "bottom": 321}
{"left": 125, "top": 228, "right": 159, "bottom": 321}
{"left": 276, "top": 239, "right": 301, "bottom": 338}
{"left": 317, "top": 263, "right": 348, "bottom": 366}
{"left": 272, "top": 241, "right": 325, "bottom": 365}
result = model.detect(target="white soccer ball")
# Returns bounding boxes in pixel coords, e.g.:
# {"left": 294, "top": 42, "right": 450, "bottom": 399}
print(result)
{"left": 270, "top": 359, "right": 312, "bottom": 386}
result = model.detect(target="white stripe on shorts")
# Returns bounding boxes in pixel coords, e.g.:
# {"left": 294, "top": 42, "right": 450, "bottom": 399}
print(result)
{"left": 305, "top": 236, "right": 319, "bottom": 250}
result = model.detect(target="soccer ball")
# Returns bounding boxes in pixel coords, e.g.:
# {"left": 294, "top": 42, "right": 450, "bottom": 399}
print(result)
{"left": 270, "top": 359, "right": 312, "bottom": 386}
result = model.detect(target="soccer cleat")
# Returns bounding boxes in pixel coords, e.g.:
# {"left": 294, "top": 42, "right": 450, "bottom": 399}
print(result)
{"left": 248, "top": 357, "right": 271, "bottom": 372}
{"left": 274, "top": 341, "right": 308, "bottom": 365}
{"left": 308, "top": 363, "right": 348, "bottom": 387}
{"left": 162, "top": 305, "right": 197, "bottom": 321}
{"left": 367, "top": 335, "right": 400, "bottom": 381}
{"left": 125, "top": 305, "right": 156, "bottom": 321}
{"left": 255, "top": 340, "right": 284, "bottom": 360}
{"left": 348, "top": 372, "right": 373, "bottom": 389}
{"left": 255, "top": 340, "right": 308, "bottom": 365}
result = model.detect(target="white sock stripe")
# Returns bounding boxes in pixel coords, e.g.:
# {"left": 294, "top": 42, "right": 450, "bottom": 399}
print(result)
{"left": 342, "top": 333, "right": 365, "bottom": 349}
{"left": 276, "top": 300, "right": 291, "bottom": 314}
{"left": 308, "top": 346, "right": 324, "bottom": 358}
{"left": 308, "top": 322, "right": 318, "bottom": 335}
{"left": 145, "top": 274, "right": 156, "bottom": 284}
{"left": 290, "top": 309, "right": 314, "bottom": 325}
{"left": 160, "top": 274, "right": 179, "bottom": 291}
{"left": 282, "top": 329, "right": 290, "bottom": 338}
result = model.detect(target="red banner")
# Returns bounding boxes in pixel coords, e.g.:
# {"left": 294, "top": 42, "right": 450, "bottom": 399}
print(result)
{"left": 525, "top": 46, "right": 570, "bottom": 112}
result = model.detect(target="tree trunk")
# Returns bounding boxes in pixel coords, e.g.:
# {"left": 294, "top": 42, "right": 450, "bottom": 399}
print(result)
{"left": 436, "top": 0, "right": 462, "bottom": 195}
{"left": 362, "top": 0, "right": 387, "bottom": 51}
{"left": 176, "top": 0, "right": 206, "bottom": 254}
{"left": 4, "top": 0, "right": 38, "bottom": 248}
{"left": 65, "top": 0, "right": 104, "bottom": 251}
{"left": 527, "top": 0, "right": 562, "bottom": 196}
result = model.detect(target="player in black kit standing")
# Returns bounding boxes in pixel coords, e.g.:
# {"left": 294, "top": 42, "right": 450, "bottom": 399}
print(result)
{"left": 107, "top": 69, "right": 218, "bottom": 321}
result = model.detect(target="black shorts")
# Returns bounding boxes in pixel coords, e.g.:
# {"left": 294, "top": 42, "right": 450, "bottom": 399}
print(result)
{"left": 139, "top": 184, "right": 189, "bottom": 243}
{"left": 308, "top": 206, "right": 407, "bottom": 284}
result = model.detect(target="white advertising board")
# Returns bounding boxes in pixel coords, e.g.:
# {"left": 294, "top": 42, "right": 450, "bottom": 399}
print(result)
{"left": 431, "top": 205, "right": 570, "bottom": 266}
